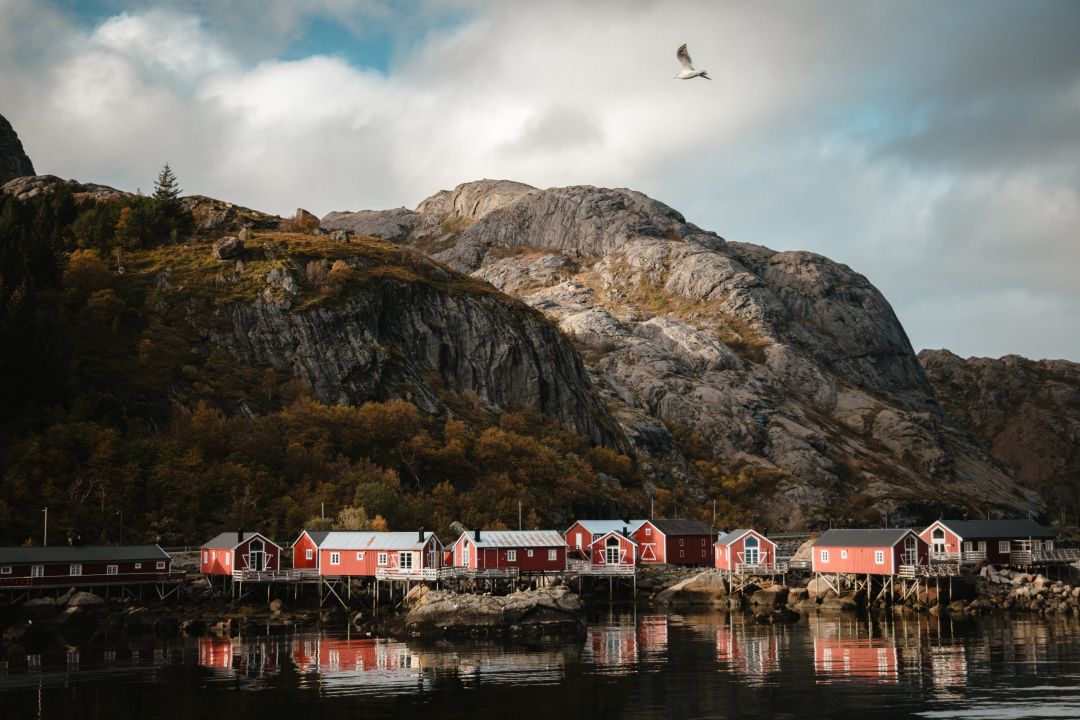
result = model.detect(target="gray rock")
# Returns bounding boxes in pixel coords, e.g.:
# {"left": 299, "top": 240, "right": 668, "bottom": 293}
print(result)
{"left": 320, "top": 207, "right": 421, "bottom": 242}
{"left": 404, "top": 586, "right": 585, "bottom": 638}
{"left": 293, "top": 208, "right": 320, "bottom": 231}
{"left": 67, "top": 591, "right": 105, "bottom": 607}
{"left": 0, "top": 113, "right": 35, "bottom": 185}
{"left": 265, "top": 266, "right": 299, "bottom": 294}
{"left": 212, "top": 236, "right": 244, "bottom": 260}
{"left": 653, "top": 571, "right": 729, "bottom": 606}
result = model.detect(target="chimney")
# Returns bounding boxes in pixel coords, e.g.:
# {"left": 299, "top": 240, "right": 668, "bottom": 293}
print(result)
{"left": 238, "top": 528, "right": 244, "bottom": 542}
{"left": 622, "top": 526, "right": 628, "bottom": 536}
{"left": 474, "top": 528, "right": 481, "bottom": 542}
{"left": 418, "top": 527, "right": 425, "bottom": 543}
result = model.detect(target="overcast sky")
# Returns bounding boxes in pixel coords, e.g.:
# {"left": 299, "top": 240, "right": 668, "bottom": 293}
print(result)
{"left": 2, "top": 0, "right": 1078, "bottom": 361}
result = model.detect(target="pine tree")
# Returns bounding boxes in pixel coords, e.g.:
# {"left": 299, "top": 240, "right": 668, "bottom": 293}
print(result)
{"left": 152, "top": 163, "right": 181, "bottom": 201}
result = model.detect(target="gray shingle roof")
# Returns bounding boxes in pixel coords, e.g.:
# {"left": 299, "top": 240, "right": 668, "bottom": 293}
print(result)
{"left": 320, "top": 531, "right": 438, "bottom": 550}
{"left": 569, "top": 520, "right": 647, "bottom": 535}
{"left": 813, "top": 529, "right": 918, "bottom": 548}
{"left": 0, "top": 545, "right": 169, "bottom": 564}
{"left": 649, "top": 519, "right": 714, "bottom": 536}
{"left": 933, "top": 519, "right": 1054, "bottom": 540}
{"left": 202, "top": 532, "right": 279, "bottom": 549}
{"left": 299, "top": 530, "right": 332, "bottom": 547}
{"left": 461, "top": 530, "right": 566, "bottom": 548}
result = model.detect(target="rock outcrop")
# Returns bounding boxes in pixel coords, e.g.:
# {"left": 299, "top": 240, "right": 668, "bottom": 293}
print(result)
{"left": 403, "top": 586, "right": 586, "bottom": 639}
{"left": 919, "top": 349, "right": 1080, "bottom": 508}
{"left": 2, "top": 174, "right": 130, "bottom": 203}
{"left": 0, "top": 113, "right": 35, "bottom": 185}
{"left": 322, "top": 180, "right": 1043, "bottom": 526}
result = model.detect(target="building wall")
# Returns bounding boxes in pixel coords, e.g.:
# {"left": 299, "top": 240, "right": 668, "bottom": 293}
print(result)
{"left": 292, "top": 533, "right": 321, "bottom": 570}
{"left": 589, "top": 534, "right": 636, "bottom": 566}
{"left": 318, "top": 537, "right": 440, "bottom": 577}
{"left": 632, "top": 522, "right": 666, "bottom": 564}
{"left": 812, "top": 534, "right": 926, "bottom": 575}
{"left": 566, "top": 522, "right": 594, "bottom": 556}
{"left": 0, "top": 558, "right": 172, "bottom": 586}
{"left": 665, "top": 534, "right": 712, "bottom": 565}
{"left": 714, "top": 532, "right": 776, "bottom": 571}
{"left": 451, "top": 536, "right": 565, "bottom": 571}
{"left": 201, "top": 535, "right": 280, "bottom": 575}
{"left": 919, "top": 523, "right": 962, "bottom": 558}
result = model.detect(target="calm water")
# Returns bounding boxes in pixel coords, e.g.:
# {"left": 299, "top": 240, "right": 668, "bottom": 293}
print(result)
{"left": 3, "top": 611, "right": 1080, "bottom": 719}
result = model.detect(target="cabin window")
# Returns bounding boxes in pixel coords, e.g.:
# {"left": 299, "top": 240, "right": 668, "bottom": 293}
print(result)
{"left": 527, "top": 549, "right": 534, "bottom": 558}
{"left": 963, "top": 542, "right": 973, "bottom": 552}
{"left": 1046, "top": 540, "right": 1054, "bottom": 551}
{"left": 645, "top": 527, "right": 651, "bottom": 536}
{"left": 31, "top": 565, "right": 44, "bottom": 578}
{"left": 305, "top": 549, "right": 313, "bottom": 560}
{"left": 356, "top": 552, "right": 364, "bottom": 561}
{"left": 977, "top": 541, "right": 986, "bottom": 552}
{"left": 330, "top": 552, "right": 341, "bottom": 565}
{"left": 549, "top": 549, "right": 558, "bottom": 561}
{"left": 679, "top": 550, "right": 684, "bottom": 558}
{"left": 211, "top": 550, "right": 217, "bottom": 561}
{"left": 820, "top": 550, "right": 829, "bottom": 563}
{"left": 701, "top": 539, "right": 706, "bottom": 546}
{"left": 378, "top": 553, "right": 388, "bottom": 566}
{"left": 134, "top": 563, "right": 142, "bottom": 570}
{"left": 0, "top": 566, "right": 10, "bottom": 575}
{"left": 679, "top": 539, "right": 684, "bottom": 547}
{"left": 107, "top": 565, "right": 118, "bottom": 575}
{"left": 224, "top": 554, "right": 230, "bottom": 565}
{"left": 399, "top": 552, "right": 413, "bottom": 570}
{"left": 462, "top": 546, "right": 470, "bottom": 566}
{"left": 874, "top": 551, "right": 884, "bottom": 564}
{"left": 998, "top": 541, "right": 1010, "bottom": 553}
{"left": 840, "top": 550, "right": 848, "bottom": 559}
{"left": 932, "top": 528, "right": 945, "bottom": 540}
{"left": 156, "top": 561, "right": 166, "bottom": 570}
{"left": 203, "top": 551, "right": 208, "bottom": 563}
{"left": 507, "top": 550, "right": 517, "bottom": 562}
{"left": 70, "top": 564, "right": 82, "bottom": 576}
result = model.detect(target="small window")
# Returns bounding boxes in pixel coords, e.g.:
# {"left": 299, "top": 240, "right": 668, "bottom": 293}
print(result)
{"left": 963, "top": 541, "right": 972, "bottom": 552}
{"left": 31, "top": 565, "right": 44, "bottom": 578}
{"left": 874, "top": 551, "right": 884, "bottom": 564}
{"left": 224, "top": 554, "right": 230, "bottom": 565}
{"left": 820, "top": 550, "right": 829, "bottom": 563}
{"left": 507, "top": 550, "right": 517, "bottom": 562}
{"left": 679, "top": 539, "right": 684, "bottom": 547}
{"left": 527, "top": 549, "right": 534, "bottom": 558}
{"left": 356, "top": 552, "right": 364, "bottom": 560}
{"left": 679, "top": 550, "right": 684, "bottom": 558}
{"left": 1046, "top": 540, "right": 1054, "bottom": 551}
{"left": 203, "top": 551, "right": 208, "bottom": 562}
{"left": 305, "top": 549, "right": 313, "bottom": 560}
{"left": 978, "top": 541, "right": 986, "bottom": 552}
{"left": 378, "top": 552, "right": 388, "bottom": 566}
{"left": 701, "top": 539, "right": 706, "bottom": 546}
{"left": 0, "top": 566, "right": 10, "bottom": 575}
{"left": 134, "top": 563, "right": 142, "bottom": 570}
{"left": 70, "top": 564, "right": 82, "bottom": 576}
{"left": 840, "top": 550, "right": 848, "bottom": 559}
{"left": 211, "top": 550, "right": 217, "bottom": 560}
{"left": 645, "top": 527, "right": 651, "bottom": 536}
{"left": 107, "top": 565, "right": 118, "bottom": 575}
{"left": 330, "top": 552, "right": 341, "bottom": 565}
{"left": 548, "top": 549, "right": 557, "bottom": 561}
{"left": 998, "top": 541, "right": 1010, "bottom": 553}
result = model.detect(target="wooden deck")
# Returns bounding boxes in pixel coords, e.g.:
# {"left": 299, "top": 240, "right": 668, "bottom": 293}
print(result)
{"left": 567, "top": 559, "right": 635, "bottom": 576}
{"left": 1010, "top": 549, "right": 1080, "bottom": 566}
{"left": 897, "top": 563, "right": 960, "bottom": 579}
{"left": 231, "top": 568, "right": 321, "bottom": 583}
{"left": 930, "top": 550, "right": 987, "bottom": 564}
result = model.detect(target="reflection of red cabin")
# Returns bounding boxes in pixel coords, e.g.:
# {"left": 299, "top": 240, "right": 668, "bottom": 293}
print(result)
{"left": 714, "top": 529, "right": 776, "bottom": 571}
{"left": 200, "top": 532, "right": 281, "bottom": 575}
{"left": 291, "top": 530, "right": 330, "bottom": 570}
{"left": 919, "top": 519, "right": 1055, "bottom": 564}
{"left": 316, "top": 531, "right": 442, "bottom": 577}
{"left": 585, "top": 624, "right": 637, "bottom": 667}
{"left": 587, "top": 531, "right": 637, "bottom": 568}
{"left": 565, "top": 520, "right": 646, "bottom": 557}
{"left": 451, "top": 530, "right": 567, "bottom": 571}
{"left": 631, "top": 519, "right": 713, "bottom": 565}
{"left": 716, "top": 625, "right": 780, "bottom": 678}
{"left": 292, "top": 637, "right": 420, "bottom": 676}
{"left": 811, "top": 529, "right": 928, "bottom": 576}
{"left": 814, "top": 638, "right": 898, "bottom": 684}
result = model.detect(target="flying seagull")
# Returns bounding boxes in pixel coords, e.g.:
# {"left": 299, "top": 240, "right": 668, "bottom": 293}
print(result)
{"left": 674, "top": 43, "right": 710, "bottom": 80}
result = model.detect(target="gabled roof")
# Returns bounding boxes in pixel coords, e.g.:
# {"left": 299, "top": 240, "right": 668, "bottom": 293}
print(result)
{"left": 320, "top": 531, "right": 439, "bottom": 551}
{"left": 647, "top": 519, "right": 714, "bottom": 536}
{"left": 202, "top": 532, "right": 279, "bottom": 550}
{"left": 567, "top": 520, "right": 647, "bottom": 536}
{"left": 295, "top": 530, "right": 331, "bottom": 547}
{"left": 929, "top": 519, "right": 1054, "bottom": 540}
{"left": 590, "top": 530, "right": 638, "bottom": 547}
{"left": 461, "top": 530, "right": 566, "bottom": 548}
{"left": 813, "top": 529, "right": 919, "bottom": 548}
{"left": 715, "top": 529, "right": 772, "bottom": 547}
{"left": 0, "top": 545, "right": 169, "bottom": 564}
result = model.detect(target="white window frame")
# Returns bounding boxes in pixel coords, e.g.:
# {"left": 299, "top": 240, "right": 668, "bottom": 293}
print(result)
{"left": 224, "top": 553, "right": 230, "bottom": 566}
{"left": 874, "top": 551, "right": 884, "bottom": 565}
{"left": 305, "top": 549, "right": 313, "bottom": 560}
{"left": 31, "top": 565, "right": 44, "bottom": 578}
{"left": 330, "top": 552, "right": 341, "bottom": 566}
{"left": 134, "top": 563, "right": 142, "bottom": 570}
{"left": 679, "top": 549, "right": 685, "bottom": 558}
{"left": 507, "top": 550, "right": 517, "bottom": 562}
{"left": 70, "top": 564, "right": 82, "bottom": 576}
{"left": 679, "top": 539, "right": 684, "bottom": 547}
{"left": 645, "top": 527, "right": 651, "bottom": 536}
{"left": 156, "top": 561, "right": 166, "bottom": 570}
{"left": 998, "top": 541, "right": 1010, "bottom": 554}
{"left": 701, "top": 539, "right": 706, "bottom": 546}
{"left": 0, "top": 566, "right": 11, "bottom": 575}
{"left": 203, "top": 551, "right": 208, "bottom": 563}
{"left": 107, "top": 565, "right": 118, "bottom": 575}
{"left": 548, "top": 549, "right": 557, "bottom": 561}
{"left": 820, "top": 550, "right": 829, "bottom": 563}
{"left": 377, "top": 552, "right": 388, "bottom": 566}
{"left": 399, "top": 551, "right": 413, "bottom": 570}
{"left": 963, "top": 541, "right": 973, "bottom": 552}
{"left": 211, "top": 550, "right": 217, "bottom": 560}
{"left": 1046, "top": 540, "right": 1054, "bottom": 551}
{"left": 840, "top": 550, "right": 848, "bottom": 559}
{"left": 356, "top": 552, "right": 364, "bottom": 560}
{"left": 527, "top": 549, "right": 534, "bottom": 558}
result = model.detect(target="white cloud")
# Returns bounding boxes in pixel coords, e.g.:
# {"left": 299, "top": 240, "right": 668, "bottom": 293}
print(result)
{"left": 3, "top": 0, "right": 1079, "bottom": 361}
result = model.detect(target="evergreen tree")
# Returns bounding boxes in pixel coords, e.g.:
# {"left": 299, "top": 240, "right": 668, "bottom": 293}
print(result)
{"left": 152, "top": 163, "right": 181, "bottom": 201}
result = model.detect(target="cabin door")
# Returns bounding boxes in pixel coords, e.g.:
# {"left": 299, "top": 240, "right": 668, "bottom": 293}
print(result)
{"left": 903, "top": 537, "right": 918, "bottom": 565}
{"left": 744, "top": 536, "right": 760, "bottom": 565}
{"left": 605, "top": 537, "right": 621, "bottom": 564}
{"left": 248, "top": 539, "right": 265, "bottom": 571}
{"left": 931, "top": 528, "right": 946, "bottom": 558}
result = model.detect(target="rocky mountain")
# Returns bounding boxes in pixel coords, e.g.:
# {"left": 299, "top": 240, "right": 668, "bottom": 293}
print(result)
{"left": 920, "top": 350, "right": 1080, "bottom": 513}
{"left": 325, "top": 180, "right": 1044, "bottom": 527}
{"left": 0, "top": 113, "right": 35, "bottom": 186}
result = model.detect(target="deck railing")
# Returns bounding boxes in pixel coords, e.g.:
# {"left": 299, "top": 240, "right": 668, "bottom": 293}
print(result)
{"left": 232, "top": 568, "right": 320, "bottom": 583}
{"left": 930, "top": 550, "right": 985, "bottom": 564}
{"left": 374, "top": 566, "right": 465, "bottom": 581}
{"left": 1011, "top": 548, "right": 1080, "bottom": 565}
{"left": 734, "top": 561, "right": 789, "bottom": 575}
{"left": 566, "top": 559, "right": 635, "bottom": 576}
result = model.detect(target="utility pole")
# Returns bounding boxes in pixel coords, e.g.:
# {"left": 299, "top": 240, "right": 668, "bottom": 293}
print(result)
{"left": 518, "top": 500, "right": 522, "bottom": 531}
{"left": 650, "top": 497, "right": 654, "bottom": 520}
{"left": 116, "top": 509, "right": 123, "bottom": 544}
{"left": 42, "top": 507, "right": 48, "bottom": 547}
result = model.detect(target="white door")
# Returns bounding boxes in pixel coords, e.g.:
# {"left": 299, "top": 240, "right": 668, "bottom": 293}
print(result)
{"left": 248, "top": 539, "right": 265, "bottom": 571}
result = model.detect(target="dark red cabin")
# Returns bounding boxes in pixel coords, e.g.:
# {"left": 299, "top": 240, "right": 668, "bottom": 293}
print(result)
{"left": 920, "top": 519, "right": 1055, "bottom": 565}
{"left": 631, "top": 519, "right": 714, "bottom": 565}
{"left": 0, "top": 545, "right": 176, "bottom": 590}
{"left": 452, "top": 530, "right": 567, "bottom": 572}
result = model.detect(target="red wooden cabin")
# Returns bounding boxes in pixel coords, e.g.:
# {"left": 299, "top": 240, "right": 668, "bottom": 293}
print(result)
{"left": 0, "top": 545, "right": 177, "bottom": 590}
{"left": 919, "top": 519, "right": 1055, "bottom": 565}
{"left": 631, "top": 519, "right": 713, "bottom": 565}
{"left": 316, "top": 531, "right": 442, "bottom": 577}
{"left": 565, "top": 520, "right": 646, "bottom": 558}
{"left": 201, "top": 531, "right": 281, "bottom": 575}
{"left": 714, "top": 529, "right": 777, "bottom": 571}
{"left": 586, "top": 530, "right": 637, "bottom": 568}
{"left": 811, "top": 529, "right": 928, "bottom": 576}
{"left": 292, "top": 530, "right": 330, "bottom": 570}
{"left": 451, "top": 530, "right": 567, "bottom": 572}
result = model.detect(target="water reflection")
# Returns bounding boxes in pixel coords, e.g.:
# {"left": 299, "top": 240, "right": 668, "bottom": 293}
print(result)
{"left": 583, "top": 613, "right": 668, "bottom": 672}
{"left": 714, "top": 614, "right": 783, "bottom": 684}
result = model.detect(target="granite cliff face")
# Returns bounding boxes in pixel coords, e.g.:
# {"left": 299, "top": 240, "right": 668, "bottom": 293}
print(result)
{"left": 325, "top": 180, "right": 1043, "bottom": 526}
{"left": 920, "top": 350, "right": 1080, "bottom": 510}
{"left": 0, "top": 114, "right": 36, "bottom": 186}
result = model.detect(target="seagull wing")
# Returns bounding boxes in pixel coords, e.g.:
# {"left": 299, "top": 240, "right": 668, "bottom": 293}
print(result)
{"left": 676, "top": 44, "right": 695, "bottom": 70}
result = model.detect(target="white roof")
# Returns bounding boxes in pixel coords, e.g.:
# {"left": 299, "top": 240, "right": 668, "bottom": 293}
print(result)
{"left": 461, "top": 530, "right": 566, "bottom": 548}
{"left": 568, "top": 520, "right": 647, "bottom": 535}
{"left": 320, "top": 531, "right": 438, "bottom": 551}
